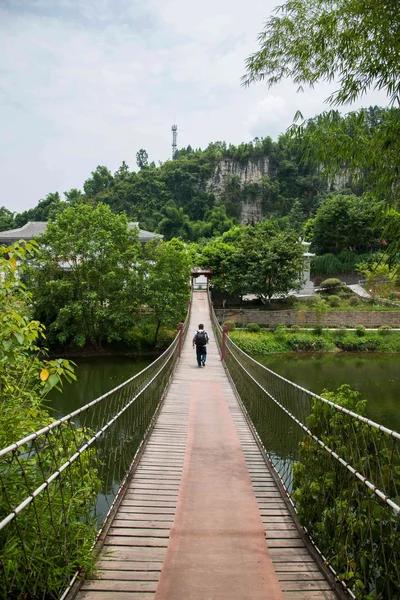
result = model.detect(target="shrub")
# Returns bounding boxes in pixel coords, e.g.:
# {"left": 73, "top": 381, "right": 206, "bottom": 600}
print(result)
{"left": 271, "top": 322, "right": 285, "bottom": 332}
{"left": 247, "top": 322, "right": 261, "bottom": 333}
{"left": 333, "top": 327, "right": 347, "bottom": 339}
{"left": 378, "top": 325, "right": 392, "bottom": 336}
{"left": 348, "top": 296, "right": 360, "bottom": 306}
{"left": 336, "top": 338, "right": 379, "bottom": 351}
{"left": 290, "top": 325, "right": 301, "bottom": 332}
{"left": 320, "top": 278, "right": 343, "bottom": 291}
{"left": 355, "top": 325, "right": 366, "bottom": 337}
{"left": 313, "top": 324, "right": 324, "bottom": 335}
{"left": 305, "top": 295, "right": 320, "bottom": 305}
{"left": 327, "top": 295, "right": 341, "bottom": 307}
{"left": 222, "top": 320, "right": 236, "bottom": 331}
{"left": 293, "top": 385, "right": 399, "bottom": 599}
{"left": 287, "top": 336, "right": 328, "bottom": 351}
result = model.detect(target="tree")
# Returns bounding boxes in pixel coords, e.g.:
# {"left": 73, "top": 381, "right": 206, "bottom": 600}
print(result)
{"left": 136, "top": 149, "right": 149, "bottom": 170}
{"left": 29, "top": 204, "right": 142, "bottom": 349}
{"left": 200, "top": 237, "right": 243, "bottom": 298}
{"left": 243, "top": 0, "right": 400, "bottom": 106}
{"left": 293, "top": 385, "right": 399, "bottom": 598}
{"left": 157, "top": 201, "right": 193, "bottom": 240}
{"left": 243, "top": 0, "right": 400, "bottom": 266}
{"left": 14, "top": 192, "right": 66, "bottom": 227}
{"left": 83, "top": 166, "right": 114, "bottom": 197}
{"left": 240, "top": 223, "right": 304, "bottom": 303}
{"left": 201, "top": 223, "right": 304, "bottom": 302}
{"left": 0, "top": 242, "right": 100, "bottom": 598}
{"left": 311, "top": 193, "right": 381, "bottom": 254}
{"left": 0, "top": 206, "right": 14, "bottom": 231}
{"left": 64, "top": 188, "right": 84, "bottom": 204}
{"left": 141, "top": 239, "right": 192, "bottom": 346}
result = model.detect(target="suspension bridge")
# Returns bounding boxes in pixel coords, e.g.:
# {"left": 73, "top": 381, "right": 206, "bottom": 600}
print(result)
{"left": 0, "top": 291, "right": 399, "bottom": 600}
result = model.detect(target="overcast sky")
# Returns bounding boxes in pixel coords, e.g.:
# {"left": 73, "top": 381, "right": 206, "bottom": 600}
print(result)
{"left": 0, "top": 0, "right": 390, "bottom": 214}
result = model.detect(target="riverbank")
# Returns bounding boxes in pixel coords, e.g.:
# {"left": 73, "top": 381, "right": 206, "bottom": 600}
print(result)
{"left": 230, "top": 328, "right": 400, "bottom": 355}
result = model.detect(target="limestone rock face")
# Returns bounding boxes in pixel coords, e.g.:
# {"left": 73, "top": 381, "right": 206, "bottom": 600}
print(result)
{"left": 207, "top": 157, "right": 269, "bottom": 225}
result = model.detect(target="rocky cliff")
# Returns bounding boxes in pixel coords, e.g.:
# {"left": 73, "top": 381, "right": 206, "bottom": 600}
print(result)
{"left": 206, "top": 157, "right": 270, "bottom": 224}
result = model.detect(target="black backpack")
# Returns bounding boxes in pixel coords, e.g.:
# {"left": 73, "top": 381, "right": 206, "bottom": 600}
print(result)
{"left": 195, "top": 331, "right": 208, "bottom": 346}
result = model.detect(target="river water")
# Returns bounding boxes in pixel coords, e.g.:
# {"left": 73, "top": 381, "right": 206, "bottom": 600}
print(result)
{"left": 257, "top": 353, "right": 400, "bottom": 433}
{"left": 49, "top": 356, "right": 154, "bottom": 419}
{"left": 49, "top": 354, "right": 400, "bottom": 434}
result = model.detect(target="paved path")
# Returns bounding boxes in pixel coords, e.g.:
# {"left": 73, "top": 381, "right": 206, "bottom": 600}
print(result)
{"left": 76, "top": 291, "right": 338, "bottom": 600}
{"left": 347, "top": 283, "right": 371, "bottom": 297}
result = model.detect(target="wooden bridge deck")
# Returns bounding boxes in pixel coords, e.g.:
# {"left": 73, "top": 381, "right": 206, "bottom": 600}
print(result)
{"left": 76, "top": 291, "right": 339, "bottom": 600}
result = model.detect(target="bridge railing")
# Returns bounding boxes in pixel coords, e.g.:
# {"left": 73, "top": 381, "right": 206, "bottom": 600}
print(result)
{"left": 0, "top": 305, "right": 191, "bottom": 600}
{"left": 210, "top": 303, "right": 400, "bottom": 600}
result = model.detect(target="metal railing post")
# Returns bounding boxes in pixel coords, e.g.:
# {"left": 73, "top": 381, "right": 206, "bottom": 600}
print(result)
{"left": 221, "top": 325, "right": 228, "bottom": 360}
{"left": 178, "top": 322, "right": 184, "bottom": 357}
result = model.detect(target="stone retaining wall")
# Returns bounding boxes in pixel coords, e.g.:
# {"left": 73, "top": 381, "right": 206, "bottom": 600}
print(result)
{"left": 215, "top": 309, "right": 400, "bottom": 328}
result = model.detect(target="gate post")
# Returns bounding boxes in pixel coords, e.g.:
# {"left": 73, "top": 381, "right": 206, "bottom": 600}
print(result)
{"left": 178, "top": 322, "right": 184, "bottom": 357}
{"left": 221, "top": 325, "right": 228, "bottom": 360}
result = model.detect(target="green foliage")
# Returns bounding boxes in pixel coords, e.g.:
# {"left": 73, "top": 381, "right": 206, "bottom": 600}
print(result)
{"left": 141, "top": 238, "right": 192, "bottom": 346}
{"left": 0, "top": 206, "right": 15, "bottom": 231}
{"left": 304, "top": 295, "right": 319, "bottom": 306}
{"left": 247, "top": 322, "right": 261, "bottom": 332}
{"left": 312, "top": 194, "right": 381, "bottom": 255}
{"left": 292, "top": 385, "right": 400, "bottom": 598}
{"left": 312, "top": 324, "right": 324, "bottom": 335}
{"left": 327, "top": 295, "right": 341, "bottom": 307}
{"left": 348, "top": 296, "right": 360, "bottom": 306}
{"left": 356, "top": 260, "right": 400, "bottom": 299}
{"left": 136, "top": 148, "right": 149, "bottom": 170}
{"left": 288, "top": 335, "right": 328, "bottom": 351}
{"left": 244, "top": 0, "right": 399, "bottom": 106}
{"left": 29, "top": 204, "right": 142, "bottom": 349}
{"left": 232, "top": 327, "right": 400, "bottom": 356}
{"left": 311, "top": 251, "right": 380, "bottom": 277}
{"left": 355, "top": 325, "right": 366, "bottom": 337}
{"left": 222, "top": 320, "right": 236, "bottom": 331}
{"left": 201, "top": 222, "right": 304, "bottom": 302}
{"left": 319, "top": 278, "right": 343, "bottom": 290}
{"left": 14, "top": 193, "right": 67, "bottom": 228}
{"left": 0, "top": 241, "right": 99, "bottom": 597}
{"left": 378, "top": 325, "right": 392, "bottom": 336}
{"left": 272, "top": 323, "right": 286, "bottom": 335}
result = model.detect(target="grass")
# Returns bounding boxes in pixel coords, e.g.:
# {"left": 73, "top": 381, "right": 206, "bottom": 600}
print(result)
{"left": 236, "top": 298, "right": 400, "bottom": 312}
{"left": 293, "top": 298, "right": 400, "bottom": 312}
{"left": 230, "top": 328, "right": 400, "bottom": 356}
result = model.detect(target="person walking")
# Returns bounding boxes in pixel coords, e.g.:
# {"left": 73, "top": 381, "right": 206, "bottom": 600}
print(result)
{"left": 193, "top": 324, "right": 209, "bottom": 367}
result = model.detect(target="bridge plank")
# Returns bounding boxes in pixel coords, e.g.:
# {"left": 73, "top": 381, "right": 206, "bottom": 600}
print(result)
{"left": 81, "top": 581, "right": 157, "bottom": 592}
{"left": 72, "top": 291, "right": 339, "bottom": 600}
{"left": 76, "top": 593, "right": 154, "bottom": 599}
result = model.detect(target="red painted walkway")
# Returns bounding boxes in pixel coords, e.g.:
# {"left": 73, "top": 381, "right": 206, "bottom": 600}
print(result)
{"left": 154, "top": 379, "right": 284, "bottom": 600}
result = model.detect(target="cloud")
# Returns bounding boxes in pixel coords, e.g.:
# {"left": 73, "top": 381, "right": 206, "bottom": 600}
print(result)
{"left": 0, "top": 0, "right": 392, "bottom": 213}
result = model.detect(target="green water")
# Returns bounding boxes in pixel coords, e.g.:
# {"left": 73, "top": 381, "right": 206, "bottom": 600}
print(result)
{"left": 49, "top": 356, "right": 154, "bottom": 419}
{"left": 256, "top": 353, "right": 400, "bottom": 433}
{"left": 48, "top": 354, "right": 400, "bottom": 433}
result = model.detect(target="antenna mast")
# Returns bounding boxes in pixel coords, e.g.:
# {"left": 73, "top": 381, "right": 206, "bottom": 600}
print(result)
{"left": 171, "top": 123, "right": 178, "bottom": 159}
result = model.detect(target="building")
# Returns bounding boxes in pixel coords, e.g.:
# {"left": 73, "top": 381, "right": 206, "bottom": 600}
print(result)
{"left": 0, "top": 221, "right": 162, "bottom": 246}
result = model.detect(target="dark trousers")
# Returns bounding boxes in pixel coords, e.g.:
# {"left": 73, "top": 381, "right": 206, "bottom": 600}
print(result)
{"left": 196, "top": 345, "right": 207, "bottom": 366}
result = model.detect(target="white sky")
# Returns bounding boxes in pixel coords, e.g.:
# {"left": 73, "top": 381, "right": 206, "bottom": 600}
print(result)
{"left": 0, "top": 0, "right": 391, "bottom": 213}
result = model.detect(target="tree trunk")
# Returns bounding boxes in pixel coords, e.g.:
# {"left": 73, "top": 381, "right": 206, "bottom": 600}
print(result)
{"left": 153, "top": 319, "right": 161, "bottom": 348}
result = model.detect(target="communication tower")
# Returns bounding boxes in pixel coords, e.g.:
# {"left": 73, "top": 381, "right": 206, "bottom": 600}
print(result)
{"left": 171, "top": 123, "right": 178, "bottom": 159}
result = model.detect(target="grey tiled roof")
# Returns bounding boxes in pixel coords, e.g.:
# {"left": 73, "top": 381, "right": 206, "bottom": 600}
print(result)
{"left": 0, "top": 221, "right": 162, "bottom": 244}
{"left": 0, "top": 222, "right": 47, "bottom": 242}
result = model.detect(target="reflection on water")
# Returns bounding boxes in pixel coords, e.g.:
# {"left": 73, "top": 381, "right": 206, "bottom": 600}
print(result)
{"left": 255, "top": 353, "right": 400, "bottom": 434}
{"left": 48, "top": 356, "right": 153, "bottom": 419}
{"left": 48, "top": 356, "right": 154, "bottom": 516}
